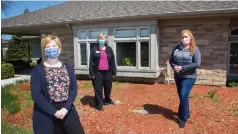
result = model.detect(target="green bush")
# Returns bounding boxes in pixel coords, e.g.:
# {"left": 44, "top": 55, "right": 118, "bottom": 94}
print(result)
{"left": 227, "top": 80, "right": 238, "bottom": 87}
{"left": 1, "top": 85, "right": 21, "bottom": 114}
{"left": 1, "top": 63, "right": 15, "bottom": 79}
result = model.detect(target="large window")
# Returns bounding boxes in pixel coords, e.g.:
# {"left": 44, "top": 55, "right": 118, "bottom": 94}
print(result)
{"left": 229, "top": 42, "right": 238, "bottom": 74}
{"left": 77, "top": 29, "right": 108, "bottom": 67}
{"left": 76, "top": 27, "right": 151, "bottom": 69}
{"left": 79, "top": 43, "right": 87, "bottom": 65}
{"left": 116, "top": 42, "right": 136, "bottom": 66}
{"left": 114, "top": 27, "right": 150, "bottom": 68}
{"left": 141, "top": 42, "right": 149, "bottom": 67}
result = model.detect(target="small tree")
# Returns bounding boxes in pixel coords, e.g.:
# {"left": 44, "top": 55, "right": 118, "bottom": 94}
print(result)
{"left": 5, "top": 35, "right": 30, "bottom": 60}
{"left": 24, "top": 6, "right": 30, "bottom": 14}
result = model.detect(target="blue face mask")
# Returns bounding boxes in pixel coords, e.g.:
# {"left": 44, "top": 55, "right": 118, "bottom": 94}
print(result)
{"left": 98, "top": 40, "right": 105, "bottom": 45}
{"left": 45, "top": 47, "right": 60, "bottom": 59}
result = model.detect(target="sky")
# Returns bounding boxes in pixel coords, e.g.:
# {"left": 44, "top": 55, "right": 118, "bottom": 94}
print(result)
{"left": 1, "top": 1, "right": 68, "bottom": 40}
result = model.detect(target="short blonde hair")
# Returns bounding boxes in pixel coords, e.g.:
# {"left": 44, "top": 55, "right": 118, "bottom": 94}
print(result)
{"left": 41, "top": 35, "right": 62, "bottom": 51}
{"left": 97, "top": 33, "right": 107, "bottom": 42}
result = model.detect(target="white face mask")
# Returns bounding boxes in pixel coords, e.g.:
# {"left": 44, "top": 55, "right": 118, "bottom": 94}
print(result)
{"left": 182, "top": 37, "right": 191, "bottom": 45}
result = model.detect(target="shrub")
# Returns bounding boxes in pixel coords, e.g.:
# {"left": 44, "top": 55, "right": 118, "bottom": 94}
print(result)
{"left": 1, "top": 63, "right": 15, "bottom": 79}
{"left": 227, "top": 80, "right": 238, "bottom": 87}
{"left": 208, "top": 89, "right": 220, "bottom": 102}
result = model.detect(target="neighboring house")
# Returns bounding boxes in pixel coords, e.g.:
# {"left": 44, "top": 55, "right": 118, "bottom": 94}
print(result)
{"left": 1, "top": 39, "right": 9, "bottom": 58}
{"left": 2, "top": 1, "right": 238, "bottom": 86}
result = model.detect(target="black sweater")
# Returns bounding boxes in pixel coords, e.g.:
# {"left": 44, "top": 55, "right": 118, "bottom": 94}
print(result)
{"left": 89, "top": 45, "right": 117, "bottom": 77}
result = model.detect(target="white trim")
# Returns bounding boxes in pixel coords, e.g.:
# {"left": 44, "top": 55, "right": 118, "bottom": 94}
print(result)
{"left": 73, "top": 20, "right": 157, "bottom": 29}
{"left": 228, "top": 41, "right": 238, "bottom": 75}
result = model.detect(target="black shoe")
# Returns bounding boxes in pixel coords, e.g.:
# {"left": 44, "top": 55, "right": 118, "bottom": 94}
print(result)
{"left": 179, "top": 121, "right": 186, "bottom": 128}
{"left": 104, "top": 100, "right": 115, "bottom": 105}
{"left": 96, "top": 106, "right": 103, "bottom": 111}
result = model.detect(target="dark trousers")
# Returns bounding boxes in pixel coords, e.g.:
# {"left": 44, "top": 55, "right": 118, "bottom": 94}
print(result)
{"left": 92, "top": 70, "right": 113, "bottom": 107}
{"left": 174, "top": 76, "right": 196, "bottom": 123}
{"left": 52, "top": 102, "right": 85, "bottom": 134}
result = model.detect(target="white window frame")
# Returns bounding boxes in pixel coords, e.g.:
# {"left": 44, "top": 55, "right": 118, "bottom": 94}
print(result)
{"left": 228, "top": 41, "right": 238, "bottom": 76}
{"left": 114, "top": 26, "right": 151, "bottom": 70}
{"left": 77, "top": 29, "right": 108, "bottom": 68}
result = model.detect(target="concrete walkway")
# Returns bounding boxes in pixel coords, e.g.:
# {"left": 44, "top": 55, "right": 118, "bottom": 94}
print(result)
{"left": 1, "top": 75, "right": 30, "bottom": 87}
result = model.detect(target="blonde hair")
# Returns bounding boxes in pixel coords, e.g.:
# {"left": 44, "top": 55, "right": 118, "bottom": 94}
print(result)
{"left": 41, "top": 35, "right": 62, "bottom": 51}
{"left": 181, "top": 29, "right": 196, "bottom": 54}
{"left": 97, "top": 33, "right": 107, "bottom": 42}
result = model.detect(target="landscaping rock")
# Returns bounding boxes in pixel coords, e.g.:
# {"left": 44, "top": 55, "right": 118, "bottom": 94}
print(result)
{"left": 132, "top": 109, "right": 149, "bottom": 115}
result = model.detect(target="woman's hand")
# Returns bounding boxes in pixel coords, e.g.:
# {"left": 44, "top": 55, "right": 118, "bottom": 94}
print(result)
{"left": 55, "top": 108, "right": 68, "bottom": 119}
{"left": 174, "top": 66, "right": 182, "bottom": 73}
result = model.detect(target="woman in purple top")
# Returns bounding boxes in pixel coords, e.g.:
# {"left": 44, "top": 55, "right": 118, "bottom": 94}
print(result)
{"left": 89, "top": 33, "right": 117, "bottom": 111}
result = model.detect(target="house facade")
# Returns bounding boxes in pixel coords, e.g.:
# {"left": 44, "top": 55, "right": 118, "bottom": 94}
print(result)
{"left": 2, "top": 1, "right": 238, "bottom": 86}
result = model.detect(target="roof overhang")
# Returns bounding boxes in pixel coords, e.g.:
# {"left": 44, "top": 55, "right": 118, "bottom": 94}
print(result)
{"left": 2, "top": 9, "right": 238, "bottom": 35}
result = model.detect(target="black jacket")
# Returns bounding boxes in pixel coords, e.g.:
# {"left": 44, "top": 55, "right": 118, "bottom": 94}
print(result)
{"left": 89, "top": 44, "right": 117, "bottom": 77}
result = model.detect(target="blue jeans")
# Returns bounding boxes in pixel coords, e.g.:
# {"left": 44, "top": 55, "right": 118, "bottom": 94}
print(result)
{"left": 175, "top": 76, "right": 196, "bottom": 123}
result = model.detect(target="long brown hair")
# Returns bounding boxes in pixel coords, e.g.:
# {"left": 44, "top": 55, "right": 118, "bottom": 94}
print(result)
{"left": 181, "top": 29, "right": 196, "bottom": 54}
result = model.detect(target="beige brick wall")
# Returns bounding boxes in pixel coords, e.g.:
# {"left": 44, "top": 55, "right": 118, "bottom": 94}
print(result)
{"left": 159, "top": 17, "right": 230, "bottom": 86}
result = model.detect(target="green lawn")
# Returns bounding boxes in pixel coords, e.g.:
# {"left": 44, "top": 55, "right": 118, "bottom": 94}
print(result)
{"left": 2, "top": 123, "right": 32, "bottom": 134}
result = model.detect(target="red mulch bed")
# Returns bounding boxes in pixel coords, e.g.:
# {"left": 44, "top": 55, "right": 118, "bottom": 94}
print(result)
{"left": 2, "top": 81, "right": 238, "bottom": 134}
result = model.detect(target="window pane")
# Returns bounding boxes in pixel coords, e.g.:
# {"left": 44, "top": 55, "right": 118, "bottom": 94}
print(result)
{"left": 115, "top": 29, "right": 136, "bottom": 38}
{"left": 141, "top": 42, "right": 149, "bottom": 67}
{"left": 116, "top": 42, "right": 136, "bottom": 66}
{"left": 90, "top": 43, "right": 97, "bottom": 51}
{"left": 80, "top": 43, "right": 87, "bottom": 65}
{"left": 230, "top": 43, "right": 238, "bottom": 74}
{"left": 140, "top": 28, "right": 150, "bottom": 37}
{"left": 231, "top": 29, "right": 238, "bottom": 35}
{"left": 78, "top": 31, "right": 87, "bottom": 39}
{"left": 89, "top": 30, "right": 107, "bottom": 39}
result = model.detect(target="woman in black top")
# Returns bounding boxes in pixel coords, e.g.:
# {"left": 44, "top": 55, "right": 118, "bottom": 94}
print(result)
{"left": 89, "top": 33, "right": 117, "bottom": 111}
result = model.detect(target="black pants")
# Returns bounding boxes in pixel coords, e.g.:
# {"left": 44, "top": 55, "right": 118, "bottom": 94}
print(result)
{"left": 52, "top": 102, "right": 85, "bottom": 134}
{"left": 92, "top": 70, "right": 113, "bottom": 107}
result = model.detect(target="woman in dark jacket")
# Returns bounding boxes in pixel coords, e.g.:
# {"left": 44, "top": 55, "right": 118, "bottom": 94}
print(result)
{"left": 89, "top": 33, "right": 117, "bottom": 111}
{"left": 30, "top": 35, "right": 85, "bottom": 134}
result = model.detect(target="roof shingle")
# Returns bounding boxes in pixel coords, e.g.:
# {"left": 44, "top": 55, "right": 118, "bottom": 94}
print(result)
{"left": 2, "top": 1, "right": 238, "bottom": 28}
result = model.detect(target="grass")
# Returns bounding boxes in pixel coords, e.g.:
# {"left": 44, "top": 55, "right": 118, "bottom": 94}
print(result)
{"left": 15, "top": 79, "right": 29, "bottom": 84}
{"left": 1, "top": 85, "right": 21, "bottom": 114}
{"left": 80, "top": 81, "right": 128, "bottom": 89}
{"left": 207, "top": 89, "right": 220, "bottom": 102}
{"left": 80, "top": 81, "right": 93, "bottom": 88}
{"left": 2, "top": 123, "right": 32, "bottom": 134}
{"left": 1, "top": 81, "right": 33, "bottom": 114}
